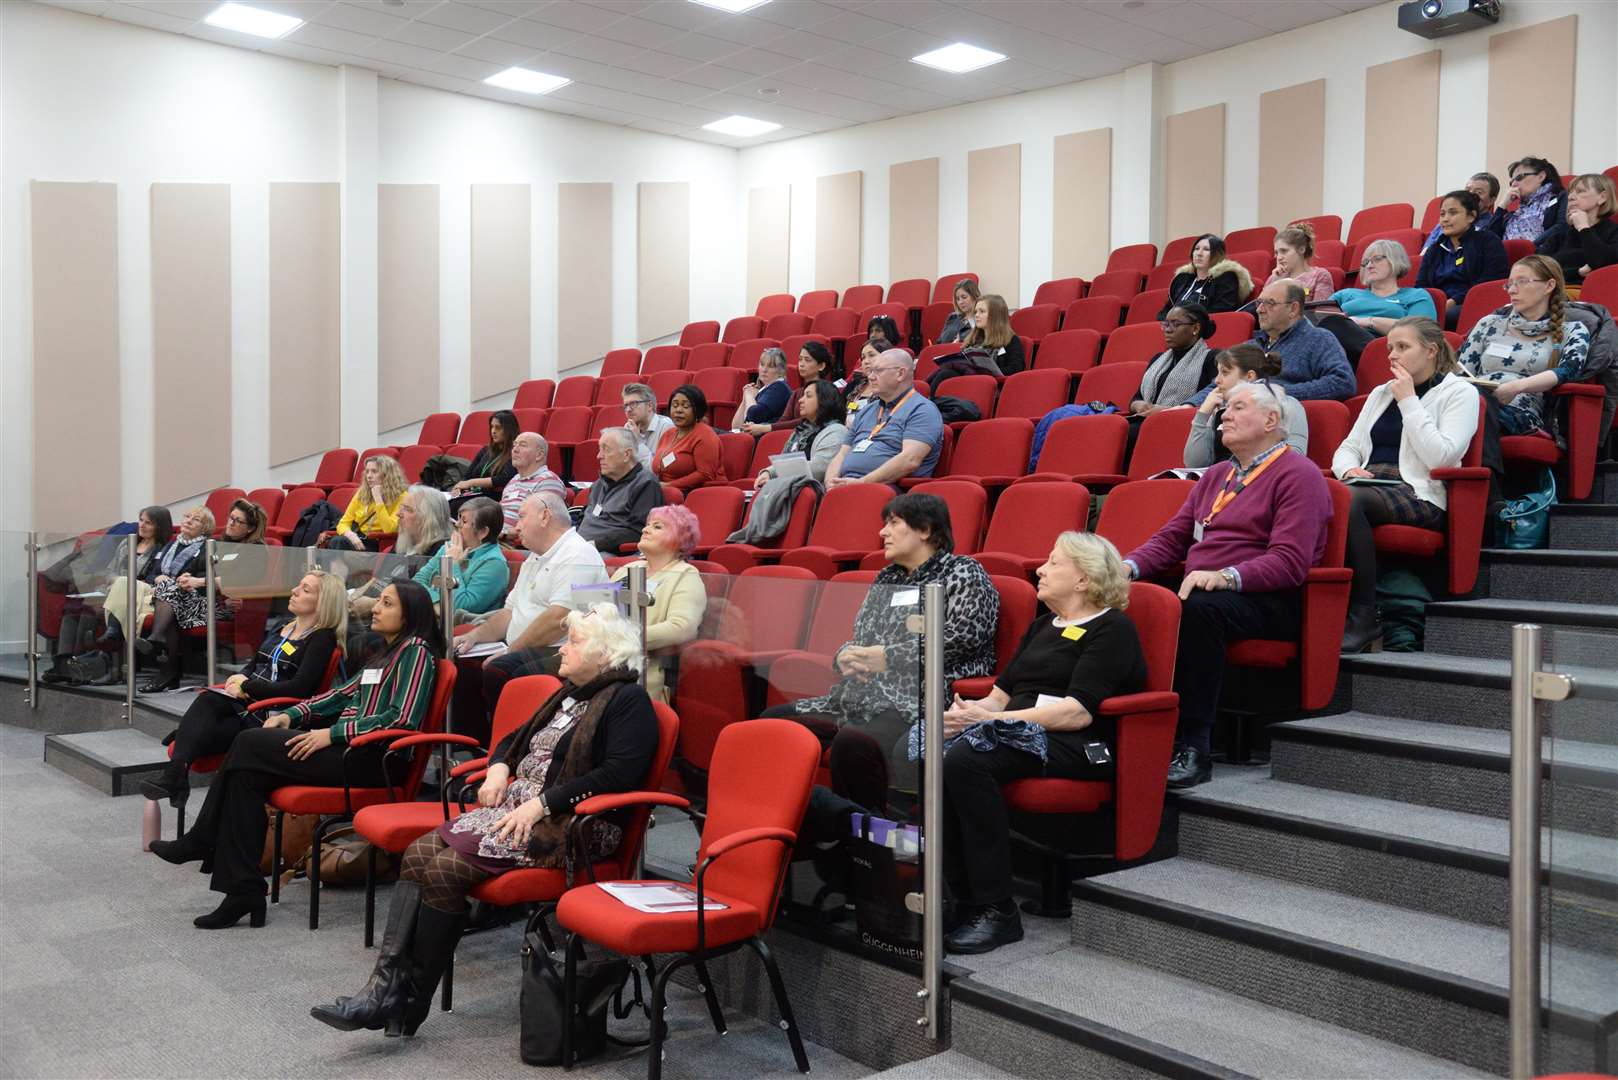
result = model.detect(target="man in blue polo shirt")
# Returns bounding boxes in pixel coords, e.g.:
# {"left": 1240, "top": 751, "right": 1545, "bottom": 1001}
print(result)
{"left": 825, "top": 349, "right": 944, "bottom": 487}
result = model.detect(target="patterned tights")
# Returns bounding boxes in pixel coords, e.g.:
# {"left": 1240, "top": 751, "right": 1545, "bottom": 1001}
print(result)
{"left": 401, "top": 832, "right": 496, "bottom": 914}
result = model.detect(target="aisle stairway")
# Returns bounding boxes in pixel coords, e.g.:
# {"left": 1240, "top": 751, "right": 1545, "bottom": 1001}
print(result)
{"left": 942, "top": 462, "right": 1618, "bottom": 1079}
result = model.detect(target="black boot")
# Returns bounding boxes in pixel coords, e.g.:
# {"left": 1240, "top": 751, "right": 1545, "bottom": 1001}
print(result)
{"left": 1340, "top": 603, "right": 1381, "bottom": 654}
{"left": 310, "top": 881, "right": 423, "bottom": 1033}
{"left": 194, "top": 892, "right": 266, "bottom": 929}
{"left": 392, "top": 903, "right": 468, "bottom": 1037}
{"left": 140, "top": 761, "right": 191, "bottom": 809}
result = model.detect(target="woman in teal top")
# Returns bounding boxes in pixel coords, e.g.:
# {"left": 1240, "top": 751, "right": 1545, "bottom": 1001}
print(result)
{"left": 1330, "top": 238, "right": 1437, "bottom": 335}
{"left": 412, "top": 497, "right": 510, "bottom": 617}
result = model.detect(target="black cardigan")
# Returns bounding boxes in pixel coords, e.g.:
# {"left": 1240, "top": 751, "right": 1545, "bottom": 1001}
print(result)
{"left": 239, "top": 626, "right": 339, "bottom": 702}
{"left": 491, "top": 681, "right": 658, "bottom": 819}
{"left": 1536, "top": 218, "right": 1618, "bottom": 284}
{"left": 1160, "top": 269, "right": 1243, "bottom": 317}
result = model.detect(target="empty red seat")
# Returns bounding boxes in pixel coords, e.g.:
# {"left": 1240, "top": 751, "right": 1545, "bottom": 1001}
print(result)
{"left": 1348, "top": 203, "right": 1414, "bottom": 244}
{"left": 917, "top": 417, "right": 1032, "bottom": 494}
{"left": 1107, "top": 243, "right": 1158, "bottom": 273}
{"left": 680, "top": 320, "right": 720, "bottom": 347}
{"left": 1061, "top": 297, "right": 1125, "bottom": 335}
{"left": 396, "top": 447, "right": 437, "bottom": 483}
{"left": 458, "top": 411, "right": 494, "bottom": 443}
{"left": 1124, "top": 290, "right": 1170, "bottom": 326}
{"left": 933, "top": 273, "right": 978, "bottom": 304}
{"left": 1101, "top": 323, "right": 1166, "bottom": 366}
{"left": 513, "top": 408, "right": 545, "bottom": 434}
{"left": 416, "top": 412, "right": 460, "bottom": 446}
{"left": 1457, "top": 279, "right": 1509, "bottom": 335}
{"left": 513, "top": 379, "right": 554, "bottom": 410}
{"left": 641, "top": 345, "right": 687, "bottom": 376}
{"left": 909, "top": 480, "right": 988, "bottom": 554}
{"left": 1019, "top": 414, "right": 1128, "bottom": 488}
{"left": 1032, "top": 278, "right": 1085, "bottom": 307}
{"left": 755, "top": 293, "right": 795, "bottom": 319}
{"left": 697, "top": 369, "right": 749, "bottom": 429}
{"left": 285, "top": 448, "right": 357, "bottom": 493}
{"left": 553, "top": 375, "right": 597, "bottom": 410}
{"left": 778, "top": 484, "right": 895, "bottom": 578}
{"left": 722, "top": 316, "right": 765, "bottom": 344}
{"left": 715, "top": 430, "right": 753, "bottom": 482}
{"left": 1209, "top": 312, "right": 1255, "bottom": 349}
{"left": 595, "top": 374, "right": 637, "bottom": 404}
{"left": 1145, "top": 264, "right": 1181, "bottom": 291}
{"left": 1075, "top": 361, "right": 1149, "bottom": 413}
{"left": 765, "top": 312, "right": 813, "bottom": 339}
{"left": 588, "top": 405, "right": 627, "bottom": 438}
{"left": 542, "top": 406, "right": 592, "bottom": 448}
{"left": 1126, "top": 409, "right": 1194, "bottom": 480}
{"left": 1224, "top": 226, "right": 1277, "bottom": 256}
{"left": 1033, "top": 329, "right": 1102, "bottom": 376}
{"left": 796, "top": 290, "right": 838, "bottom": 317}
{"left": 1088, "top": 270, "right": 1145, "bottom": 302}
{"left": 1010, "top": 303, "right": 1062, "bottom": 343}
{"left": 994, "top": 369, "right": 1070, "bottom": 420}
{"left": 810, "top": 307, "right": 859, "bottom": 344}
{"left": 1159, "top": 235, "right": 1200, "bottom": 267}
{"left": 974, "top": 481, "right": 1091, "bottom": 578}
{"left": 706, "top": 488, "right": 817, "bottom": 574}
{"left": 1290, "top": 214, "right": 1342, "bottom": 243}
{"left": 1093, "top": 478, "right": 1195, "bottom": 556}
{"left": 841, "top": 284, "right": 884, "bottom": 310}
{"left": 729, "top": 337, "right": 779, "bottom": 373}
{"left": 887, "top": 278, "right": 931, "bottom": 309}
{"left": 600, "top": 349, "right": 641, "bottom": 378}
{"left": 685, "top": 342, "right": 732, "bottom": 372}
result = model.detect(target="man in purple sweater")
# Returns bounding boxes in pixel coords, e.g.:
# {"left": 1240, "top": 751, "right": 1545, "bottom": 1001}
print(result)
{"left": 1124, "top": 382, "right": 1332, "bottom": 788}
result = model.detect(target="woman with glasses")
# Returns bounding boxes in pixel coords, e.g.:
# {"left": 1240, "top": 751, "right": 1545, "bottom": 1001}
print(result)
{"left": 1320, "top": 238, "right": 1439, "bottom": 364}
{"left": 1504, "top": 157, "right": 1567, "bottom": 244}
{"left": 1159, "top": 234, "right": 1253, "bottom": 318}
{"left": 1130, "top": 303, "right": 1219, "bottom": 417}
{"left": 1416, "top": 190, "right": 1510, "bottom": 328}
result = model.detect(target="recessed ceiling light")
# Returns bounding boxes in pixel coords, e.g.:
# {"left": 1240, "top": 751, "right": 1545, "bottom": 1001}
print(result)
{"left": 484, "top": 67, "right": 572, "bottom": 95}
{"left": 203, "top": 2, "right": 303, "bottom": 39}
{"left": 910, "top": 42, "right": 1007, "bottom": 74}
{"left": 702, "top": 115, "right": 781, "bottom": 137}
{"left": 756, "top": 87, "right": 780, "bottom": 97}
{"left": 689, "top": 0, "right": 772, "bottom": 13}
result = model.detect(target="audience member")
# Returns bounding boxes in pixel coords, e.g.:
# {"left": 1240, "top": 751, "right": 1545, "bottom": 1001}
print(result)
{"left": 1331, "top": 238, "right": 1438, "bottom": 333}
{"left": 825, "top": 350, "right": 945, "bottom": 487}
{"left": 1190, "top": 280, "right": 1352, "bottom": 404}
{"left": 579, "top": 427, "right": 664, "bottom": 553}
{"left": 1333, "top": 318, "right": 1478, "bottom": 653}
{"left": 1457, "top": 255, "right": 1591, "bottom": 439}
{"left": 1417, "top": 190, "right": 1511, "bottom": 327}
{"left": 1185, "top": 344, "right": 1310, "bottom": 467}
{"left": 348, "top": 485, "right": 451, "bottom": 635}
{"left": 498, "top": 433, "right": 565, "bottom": 540}
{"left": 842, "top": 339, "right": 883, "bottom": 412}
{"left": 1125, "top": 381, "right": 1331, "bottom": 789}
{"left": 1504, "top": 157, "right": 1567, "bottom": 243}
{"left": 865, "top": 314, "right": 904, "bottom": 353}
{"left": 798, "top": 339, "right": 840, "bottom": 389}
{"left": 1422, "top": 173, "right": 1505, "bottom": 250}
{"left": 1161, "top": 234, "right": 1253, "bottom": 316}
{"left": 149, "top": 581, "right": 442, "bottom": 931}
{"left": 50, "top": 505, "right": 173, "bottom": 685}
{"left": 937, "top": 278, "right": 981, "bottom": 344}
{"left": 412, "top": 497, "right": 509, "bottom": 618}
{"left": 652, "top": 384, "right": 723, "bottom": 491}
{"left": 333, "top": 456, "right": 409, "bottom": 550}
{"left": 1535, "top": 173, "right": 1618, "bottom": 285}
{"left": 726, "top": 380, "right": 849, "bottom": 545}
{"left": 141, "top": 569, "right": 347, "bottom": 809}
{"left": 449, "top": 410, "right": 520, "bottom": 504}
{"left": 311, "top": 604, "right": 653, "bottom": 1038}
{"left": 620, "top": 383, "right": 674, "bottom": 469}
{"left": 611, "top": 505, "right": 706, "bottom": 703}
{"left": 939, "top": 532, "right": 1146, "bottom": 954}
{"left": 1264, "top": 224, "right": 1333, "bottom": 303}
{"left": 450, "top": 492, "right": 608, "bottom": 742}
{"left": 1131, "top": 303, "right": 1219, "bottom": 417}
{"left": 762, "top": 493, "right": 999, "bottom": 814}
{"left": 929, "top": 294, "right": 1024, "bottom": 389}
{"left": 735, "top": 346, "right": 793, "bottom": 436}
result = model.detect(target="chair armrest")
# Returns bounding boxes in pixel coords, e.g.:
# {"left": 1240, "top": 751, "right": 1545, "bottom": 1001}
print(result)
{"left": 1070, "top": 472, "right": 1129, "bottom": 489}
{"left": 384, "top": 732, "right": 483, "bottom": 753}
{"left": 448, "top": 755, "right": 491, "bottom": 778}
{"left": 1550, "top": 381, "right": 1604, "bottom": 500}
{"left": 1433, "top": 465, "right": 1490, "bottom": 594}
{"left": 1298, "top": 568, "right": 1352, "bottom": 710}
{"left": 702, "top": 825, "right": 796, "bottom": 860}
{"left": 1098, "top": 691, "right": 1179, "bottom": 717}
{"left": 574, "top": 791, "right": 692, "bottom": 816}
{"left": 245, "top": 697, "right": 302, "bottom": 714}
{"left": 951, "top": 676, "right": 997, "bottom": 698}
{"left": 348, "top": 728, "right": 416, "bottom": 749}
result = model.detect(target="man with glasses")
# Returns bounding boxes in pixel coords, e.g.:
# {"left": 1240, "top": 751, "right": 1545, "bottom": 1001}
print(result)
{"left": 1192, "top": 280, "right": 1353, "bottom": 405}
{"left": 578, "top": 427, "right": 663, "bottom": 554}
{"left": 823, "top": 349, "right": 944, "bottom": 488}
{"left": 620, "top": 383, "right": 674, "bottom": 469}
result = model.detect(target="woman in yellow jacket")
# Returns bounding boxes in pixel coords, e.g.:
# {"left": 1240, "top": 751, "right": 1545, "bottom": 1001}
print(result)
{"left": 610, "top": 504, "right": 707, "bottom": 703}
{"left": 333, "top": 456, "right": 408, "bottom": 550}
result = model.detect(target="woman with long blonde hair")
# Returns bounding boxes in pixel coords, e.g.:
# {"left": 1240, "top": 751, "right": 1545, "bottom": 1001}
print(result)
{"left": 333, "top": 455, "right": 410, "bottom": 550}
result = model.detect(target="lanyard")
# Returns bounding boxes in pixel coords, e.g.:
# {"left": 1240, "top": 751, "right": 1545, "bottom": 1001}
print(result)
{"left": 1201, "top": 446, "right": 1289, "bottom": 527}
{"left": 867, "top": 389, "right": 914, "bottom": 441}
{"left": 267, "top": 625, "right": 306, "bottom": 682}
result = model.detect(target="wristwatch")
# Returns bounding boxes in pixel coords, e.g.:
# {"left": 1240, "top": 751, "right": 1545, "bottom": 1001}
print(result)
{"left": 1219, "top": 568, "right": 1238, "bottom": 590}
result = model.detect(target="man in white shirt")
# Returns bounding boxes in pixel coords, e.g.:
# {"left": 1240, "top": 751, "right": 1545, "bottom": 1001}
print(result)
{"left": 450, "top": 490, "right": 609, "bottom": 737}
{"left": 621, "top": 382, "right": 674, "bottom": 468}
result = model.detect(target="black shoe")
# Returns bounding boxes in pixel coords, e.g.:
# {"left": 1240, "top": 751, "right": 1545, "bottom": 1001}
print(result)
{"left": 138, "top": 674, "right": 180, "bottom": 694}
{"left": 310, "top": 882, "right": 424, "bottom": 1033}
{"left": 140, "top": 762, "right": 191, "bottom": 810}
{"left": 1340, "top": 603, "right": 1382, "bottom": 654}
{"left": 194, "top": 893, "right": 266, "bottom": 929}
{"left": 393, "top": 903, "right": 469, "bottom": 1037}
{"left": 945, "top": 902, "right": 1024, "bottom": 956}
{"left": 149, "top": 835, "right": 209, "bottom": 866}
{"left": 1165, "top": 744, "right": 1212, "bottom": 790}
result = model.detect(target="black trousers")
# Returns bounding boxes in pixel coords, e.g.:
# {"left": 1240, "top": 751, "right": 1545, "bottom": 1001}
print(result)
{"left": 169, "top": 692, "right": 258, "bottom": 768}
{"left": 1174, "top": 588, "right": 1301, "bottom": 754}
{"left": 184, "top": 726, "right": 389, "bottom": 897}
{"left": 761, "top": 704, "right": 913, "bottom": 814}
{"left": 942, "top": 732, "right": 1110, "bottom": 907}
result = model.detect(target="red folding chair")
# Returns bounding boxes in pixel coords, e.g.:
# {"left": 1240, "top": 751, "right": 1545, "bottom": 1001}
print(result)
{"left": 1010, "top": 303, "right": 1062, "bottom": 343}
{"left": 887, "top": 278, "right": 931, "bottom": 310}
{"left": 794, "top": 291, "right": 837, "bottom": 318}
{"left": 1456, "top": 279, "right": 1509, "bottom": 336}
{"left": 682, "top": 486, "right": 748, "bottom": 557}
{"left": 777, "top": 483, "right": 895, "bottom": 578}
{"left": 841, "top": 284, "right": 883, "bottom": 310}
{"left": 933, "top": 273, "right": 979, "bottom": 303}
{"left": 1093, "top": 478, "right": 1195, "bottom": 556}
{"left": 1124, "top": 290, "right": 1170, "bottom": 326}
{"left": 764, "top": 312, "right": 813, "bottom": 339}
{"left": 283, "top": 448, "right": 357, "bottom": 493}
{"left": 685, "top": 343, "right": 732, "bottom": 373}
{"left": 1225, "top": 226, "right": 1277, "bottom": 256}
{"left": 909, "top": 480, "right": 988, "bottom": 554}
{"left": 1159, "top": 235, "right": 1199, "bottom": 267}
{"left": 1034, "top": 328, "right": 1103, "bottom": 376}
{"left": 1290, "top": 214, "right": 1342, "bottom": 244}
{"left": 920, "top": 301, "right": 954, "bottom": 345}
{"left": 1016, "top": 414, "right": 1129, "bottom": 489}
{"left": 1107, "top": 243, "right": 1158, "bottom": 273}
{"left": 1301, "top": 400, "right": 1350, "bottom": 472}
{"left": 1032, "top": 278, "right": 1085, "bottom": 308}
{"left": 641, "top": 345, "right": 687, "bottom": 376}
{"left": 1126, "top": 409, "right": 1195, "bottom": 479}
{"left": 910, "top": 418, "right": 1032, "bottom": 497}
{"left": 1075, "top": 362, "right": 1148, "bottom": 413}
{"left": 1102, "top": 323, "right": 1168, "bottom": 366}
{"left": 1348, "top": 203, "right": 1414, "bottom": 244}
{"left": 416, "top": 413, "right": 460, "bottom": 446}
{"left": 600, "top": 349, "right": 642, "bottom": 378}
{"left": 994, "top": 369, "right": 1071, "bottom": 420}
{"left": 514, "top": 379, "right": 555, "bottom": 410}
{"left": 1088, "top": 270, "right": 1145, "bottom": 302}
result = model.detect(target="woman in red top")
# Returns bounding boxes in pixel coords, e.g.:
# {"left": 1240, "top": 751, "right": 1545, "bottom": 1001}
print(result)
{"left": 653, "top": 383, "right": 723, "bottom": 490}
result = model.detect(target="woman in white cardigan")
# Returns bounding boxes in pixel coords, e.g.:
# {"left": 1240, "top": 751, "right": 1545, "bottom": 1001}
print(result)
{"left": 1332, "top": 317, "right": 1479, "bottom": 653}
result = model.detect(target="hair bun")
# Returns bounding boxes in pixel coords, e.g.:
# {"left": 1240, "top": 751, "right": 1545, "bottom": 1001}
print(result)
{"left": 1294, "top": 222, "right": 1315, "bottom": 241}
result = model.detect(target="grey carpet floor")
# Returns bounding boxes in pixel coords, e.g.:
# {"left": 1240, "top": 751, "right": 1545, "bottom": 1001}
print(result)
{"left": 0, "top": 723, "right": 866, "bottom": 1080}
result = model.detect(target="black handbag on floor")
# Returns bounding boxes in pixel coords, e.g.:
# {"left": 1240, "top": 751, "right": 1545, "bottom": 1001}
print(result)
{"left": 519, "top": 930, "right": 628, "bottom": 1066}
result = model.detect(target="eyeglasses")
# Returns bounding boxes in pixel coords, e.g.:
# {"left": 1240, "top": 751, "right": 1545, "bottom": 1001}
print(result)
{"left": 623, "top": 398, "right": 652, "bottom": 409}
{"left": 1504, "top": 278, "right": 1546, "bottom": 291}
{"left": 228, "top": 514, "right": 250, "bottom": 526}
{"left": 1253, "top": 298, "right": 1289, "bottom": 309}
{"left": 1510, "top": 170, "right": 1541, "bottom": 184}
{"left": 1360, "top": 255, "right": 1387, "bottom": 268}
{"left": 1160, "top": 318, "right": 1196, "bottom": 330}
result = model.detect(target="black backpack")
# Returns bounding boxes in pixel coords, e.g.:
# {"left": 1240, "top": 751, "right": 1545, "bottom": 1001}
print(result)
{"left": 932, "top": 396, "right": 982, "bottom": 425}
{"left": 287, "top": 500, "right": 341, "bottom": 549}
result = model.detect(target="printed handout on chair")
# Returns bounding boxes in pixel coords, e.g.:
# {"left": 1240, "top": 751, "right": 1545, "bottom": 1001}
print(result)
{"left": 598, "top": 881, "right": 728, "bottom": 914}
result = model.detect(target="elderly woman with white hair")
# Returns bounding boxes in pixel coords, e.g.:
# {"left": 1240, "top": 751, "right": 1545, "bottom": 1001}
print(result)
{"left": 1317, "top": 238, "right": 1438, "bottom": 364}
{"left": 312, "top": 602, "right": 656, "bottom": 1039}
{"left": 735, "top": 346, "right": 794, "bottom": 436}
{"left": 938, "top": 531, "right": 1147, "bottom": 956}
{"left": 349, "top": 485, "right": 451, "bottom": 629}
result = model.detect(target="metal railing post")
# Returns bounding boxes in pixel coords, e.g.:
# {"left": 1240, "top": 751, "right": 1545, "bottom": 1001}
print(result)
{"left": 919, "top": 582, "right": 945, "bottom": 1040}
{"left": 124, "top": 537, "right": 137, "bottom": 723}
{"left": 439, "top": 547, "right": 456, "bottom": 734}
{"left": 1509, "top": 623, "right": 1542, "bottom": 1080}
{"left": 625, "top": 563, "right": 650, "bottom": 689}
{"left": 24, "top": 533, "right": 39, "bottom": 710}
{"left": 204, "top": 540, "right": 218, "bottom": 687}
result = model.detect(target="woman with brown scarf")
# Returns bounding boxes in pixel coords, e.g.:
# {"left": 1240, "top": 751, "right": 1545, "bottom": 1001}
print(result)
{"left": 311, "top": 603, "right": 656, "bottom": 1039}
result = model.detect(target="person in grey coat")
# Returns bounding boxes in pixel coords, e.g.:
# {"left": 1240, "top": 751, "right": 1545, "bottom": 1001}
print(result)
{"left": 727, "top": 380, "right": 848, "bottom": 544}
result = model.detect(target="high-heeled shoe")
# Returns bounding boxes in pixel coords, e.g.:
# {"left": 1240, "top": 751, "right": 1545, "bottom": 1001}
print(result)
{"left": 140, "top": 762, "right": 191, "bottom": 809}
{"left": 194, "top": 894, "right": 266, "bottom": 929}
{"left": 149, "top": 835, "right": 209, "bottom": 866}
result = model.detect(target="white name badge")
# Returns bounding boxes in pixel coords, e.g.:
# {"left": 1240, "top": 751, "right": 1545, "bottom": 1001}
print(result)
{"left": 661, "top": 452, "right": 677, "bottom": 467}
{"left": 890, "top": 588, "right": 919, "bottom": 607}
{"left": 552, "top": 712, "right": 576, "bottom": 732}
{"left": 1035, "top": 693, "right": 1066, "bottom": 710}
{"left": 852, "top": 439, "right": 873, "bottom": 453}
{"left": 1485, "top": 340, "right": 1514, "bottom": 358}
{"left": 592, "top": 504, "right": 603, "bottom": 516}
{"left": 220, "top": 553, "right": 239, "bottom": 562}
{"left": 360, "top": 668, "right": 383, "bottom": 685}
{"left": 1192, "top": 521, "right": 1206, "bottom": 542}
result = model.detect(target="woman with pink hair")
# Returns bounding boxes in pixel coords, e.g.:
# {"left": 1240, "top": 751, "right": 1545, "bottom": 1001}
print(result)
{"left": 609, "top": 504, "right": 706, "bottom": 702}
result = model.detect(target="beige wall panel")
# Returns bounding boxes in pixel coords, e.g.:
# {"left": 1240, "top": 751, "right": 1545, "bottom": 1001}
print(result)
{"left": 637, "top": 181, "right": 690, "bottom": 343}
{"left": 31, "top": 181, "right": 120, "bottom": 530}
{"left": 968, "top": 143, "right": 1021, "bottom": 304}
{"left": 746, "top": 184, "right": 790, "bottom": 313}
{"left": 558, "top": 182, "right": 613, "bottom": 371}
{"left": 1364, "top": 53, "right": 1440, "bottom": 210}
{"left": 814, "top": 170, "right": 862, "bottom": 292}
{"left": 269, "top": 182, "right": 341, "bottom": 467}
{"left": 1053, "top": 128, "right": 1112, "bottom": 280}
{"left": 888, "top": 158, "right": 939, "bottom": 284}
{"left": 1487, "top": 15, "right": 1576, "bottom": 189}
{"left": 1259, "top": 80, "right": 1326, "bottom": 228}
{"left": 151, "top": 183, "right": 232, "bottom": 504}
{"left": 470, "top": 183, "right": 531, "bottom": 400}
{"left": 377, "top": 184, "right": 440, "bottom": 433}
{"left": 1165, "top": 104, "right": 1225, "bottom": 240}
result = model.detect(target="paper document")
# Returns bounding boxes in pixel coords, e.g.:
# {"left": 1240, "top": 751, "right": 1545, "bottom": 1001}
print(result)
{"left": 599, "top": 881, "right": 728, "bottom": 914}
{"left": 767, "top": 453, "right": 810, "bottom": 481}
{"left": 1343, "top": 476, "right": 1405, "bottom": 486}
{"left": 458, "top": 641, "right": 509, "bottom": 659}
{"left": 66, "top": 591, "right": 108, "bottom": 599}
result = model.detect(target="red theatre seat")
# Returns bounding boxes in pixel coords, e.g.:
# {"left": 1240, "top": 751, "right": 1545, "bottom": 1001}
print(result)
{"left": 1301, "top": 400, "right": 1350, "bottom": 472}
{"left": 1010, "top": 303, "right": 1062, "bottom": 343}
{"left": 1372, "top": 396, "right": 1489, "bottom": 594}
{"left": 416, "top": 412, "right": 460, "bottom": 446}
{"left": 1104, "top": 322, "right": 1168, "bottom": 366}
{"left": 553, "top": 375, "right": 597, "bottom": 410}
{"left": 1107, "top": 243, "right": 1158, "bottom": 273}
{"left": 1076, "top": 361, "right": 1148, "bottom": 414}
{"left": 685, "top": 342, "right": 732, "bottom": 373}
{"left": 1457, "top": 279, "right": 1509, "bottom": 336}
{"left": 910, "top": 480, "right": 988, "bottom": 554}
{"left": 641, "top": 345, "right": 687, "bottom": 376}
{"left": 284, "top": 448, "right": 358, "bottom": 494}
{"left": 975, "top": 481, "right": 1092, "bottom": 579}
{"left": 755, "top": 293, "right": 795, "bottom": 319}
{"left": 1094, "top": 478, "right": 1195, "bottom": 557}
{"left": 887, "top": 278, "right": 931, "bottom": 310}
{"left": 1017, "top": 413, "right": 1130, "bottom": 490}
{"left": 514, "top": 379, "right": 555, "bottom": 410}
{"left": 920, "top": 301, "right": 955, "bottom": 345}
{"left": 680, "top": 320, "right": 720, "bottom": 348}
{"left": 1224, "top": 226, "right": 1277, "bottom": 256}
{"left": 1034, "top": 329, "right": 1103, "bottom": 376}
{"left": 795, "top": 290, "right": 838, "bottom": 317}
{"left": 1290, "top": 214, "right": 1342, "bottom": 244}
{"left": 1062, "top": 296, "right": 1126, "bottom": 336}
{"left": 1126, "top": 409, "right": 1194, "bottom": 480}
{"left": 933, "top": 272, "right": 978, "bottom": 304}
{"left": 776, "top": 484, "right": 894, "bottom": 578}
{"left": 841, "top": 284, "right": 883, "bottom": 310}
{"left": 600, "top": 349, "right": 642, "bottom": 378}
{"left": 995, "top": 369, "right": 1071, "bottom": 420}
{"left": 1159, "top": 235, "right": 1198, "bottom": 267}
{"left": 1032, "top": 278, "right": 1085, "bottom": 308}
{"left": 722, "top": 316, "right": 765, "bottom": 344}
{"left": 1348, "top": 203, "right": 1415, "bottom": 244}
{"left": 764, "top": 312, "right": 813, "bottom": 340}
{"left": 458, "top": 412, "right": 494, "bottom": 444}
{"left": 912, "top": 417, "right": 1033, "bottom": 496}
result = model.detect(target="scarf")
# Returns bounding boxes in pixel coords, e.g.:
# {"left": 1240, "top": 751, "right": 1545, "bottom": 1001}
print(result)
{"left": 1140, "top": 339, "right": 1212, "bottom": 407}
{"left": 498, "top": 666, "right": 637, "bottom": 866}
{"left": 784, "top": 421, "right": 822, "bottom": 456}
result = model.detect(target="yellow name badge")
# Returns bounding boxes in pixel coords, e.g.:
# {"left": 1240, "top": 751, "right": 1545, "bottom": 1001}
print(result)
{"left": 1061, "top": 625, "right": 1086, "bottom": 641}
{"left": 279, "top": 641, "right": 297, "bottom": 655}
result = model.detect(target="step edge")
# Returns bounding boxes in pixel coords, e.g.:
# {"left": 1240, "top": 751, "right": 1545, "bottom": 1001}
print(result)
{"left": 1342, "top": 654, "right": 1510, "bottom": 687}
{"left": 1481, "top": 548, "right": 1618, "bottom": 565}
{"left": 42, "top": 732, "right": 167, "bottom": 779}
{"left": 1271, "top": 721, "right": 1618, "bottom": 788}
{"left": 1425, "top": 602, "right": 1618, "bottom": 629}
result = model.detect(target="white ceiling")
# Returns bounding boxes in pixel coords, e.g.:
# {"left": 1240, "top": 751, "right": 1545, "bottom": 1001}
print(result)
{"left": 43, "top": 0, "right": 1381, "bottom": 147}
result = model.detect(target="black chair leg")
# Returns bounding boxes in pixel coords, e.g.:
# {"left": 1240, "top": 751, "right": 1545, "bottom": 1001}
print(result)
{"left": 692, "top": 960, "right": 727, "bottom": 1034}
{"left": 364, "top": 846, "right": 377, "bottom": 948}
{"left": 270, "top": 811, "right": 284, "bottom": 905}
{"left": 309, "top": 817, "right": 328, "bottom": 930}
{"left": 646, "top": 955, "right": 689, "bottom": 1080}
{"left": 749, "top": 937, "right": 809, "bottom": 1073}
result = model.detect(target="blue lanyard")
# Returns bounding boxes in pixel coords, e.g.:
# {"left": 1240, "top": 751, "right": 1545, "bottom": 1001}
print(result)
{"left": 267, "top": 627, "right": 301, "bottom": 682}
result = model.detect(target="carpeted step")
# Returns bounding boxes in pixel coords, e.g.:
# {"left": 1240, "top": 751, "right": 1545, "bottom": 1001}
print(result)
{"left": 956, "top": 947, "right": 1493, "bottom": 1080}
{"left": 1175, "top": 769, "right": 1617, "bottom": 957}
{"left": 1339, "top": 652, "right": 1615, "bottom": 746}
{"left": 1548, "top": 503, "right": 1618, "bottom": 549}
{"left": 1424, "top": 599, "right": 1618, "bottom": 660}
{"left": 1474, "top": 549, "right": 1618, "bottom": 604}
{"left": 861, "top": 1048, "right": 1026, "bottom": 1079}
{"left": 42, "top": 728, "right": 170, "bottom": 797}
{"left": 1268, "top": 712, "right": 1618, "bottom": 834}
{"left": 1070, "top": 860, "right": 1618, "bottom": 1076}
